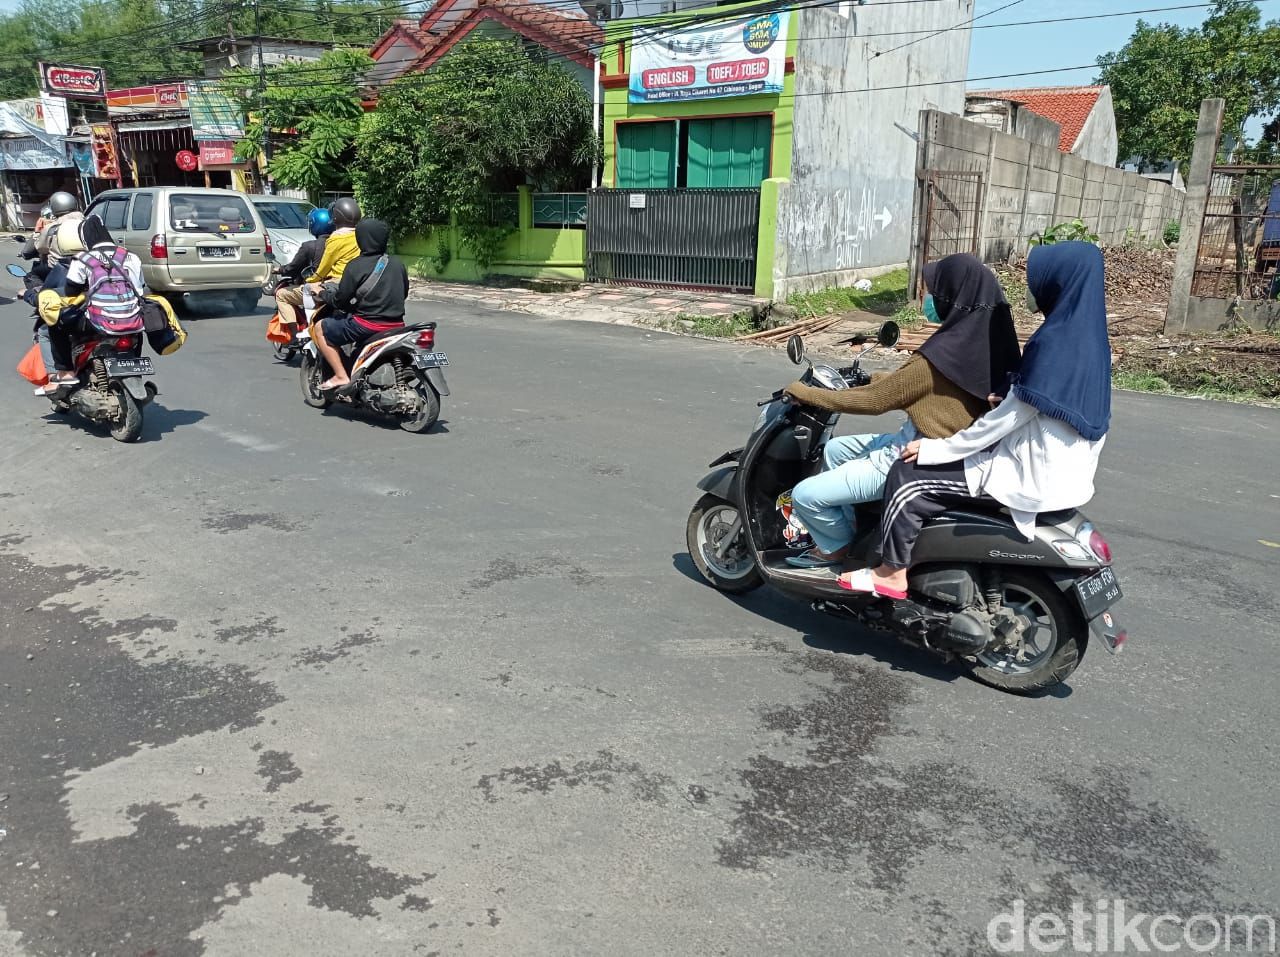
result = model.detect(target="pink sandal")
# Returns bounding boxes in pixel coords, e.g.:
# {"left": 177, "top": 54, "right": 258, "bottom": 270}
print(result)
{"left": 838, "top": 568, "right": 908, "bottom": 601}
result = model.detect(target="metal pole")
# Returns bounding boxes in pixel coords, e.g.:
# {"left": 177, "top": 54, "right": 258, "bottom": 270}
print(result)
{"left": 591, "top": 53, "right": 601, "bottom": 190}
{"left": 254, "top": 0, "right": 272, "bottom": 194}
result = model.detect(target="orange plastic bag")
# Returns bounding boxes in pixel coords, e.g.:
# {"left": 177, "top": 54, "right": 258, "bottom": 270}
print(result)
{"left": 266, "top": 313, "right": 292, "bottom": 345}
{"left": 16, "top": 343, "right": 48, "bottom": 386}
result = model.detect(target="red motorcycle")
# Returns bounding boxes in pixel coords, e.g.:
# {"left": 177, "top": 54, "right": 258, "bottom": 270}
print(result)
{"left": 8, "top": 263, "right": 157, "bottom": 443}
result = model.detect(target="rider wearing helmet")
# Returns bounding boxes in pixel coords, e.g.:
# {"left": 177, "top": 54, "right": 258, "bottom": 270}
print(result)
{"left": 278, "top": 207, "right": 333, "bottom": 285}
{"left": 275, "top": 199, "right": 361, "bottom": 332}
{"left": 33, "top": 191, "right": 84, "bottom": 263}
{"left": 27, "top": 218, "right": 89, "bottom": 393}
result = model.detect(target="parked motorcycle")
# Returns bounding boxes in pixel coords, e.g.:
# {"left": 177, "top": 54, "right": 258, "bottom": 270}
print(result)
{"left": 7, "top": 262, "right": 158, "bottom": 443}
{"left": 685, "top": 323, "right": 1126, "bottom": 694}
{"left": 299, "top": 321, "right": 449, "bottom": 433}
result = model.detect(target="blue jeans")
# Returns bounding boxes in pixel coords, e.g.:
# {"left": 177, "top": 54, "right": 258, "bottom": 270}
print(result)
{"left": 34, "top": 325, "right": 57, "bottom": 373}
{"left": 790, "top": 421, "right": 918, "bottom": 554}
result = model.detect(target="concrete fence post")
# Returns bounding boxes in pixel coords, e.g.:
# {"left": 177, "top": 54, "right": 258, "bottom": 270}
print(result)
{"left": 1016, "top": 137, "right": 1036, "bottom": 248}
{"left": 1166, "top": 98, "right": 1226, "bottom": 335}
{"left": 755, "top": 177, "right": 786, "bottom": 300}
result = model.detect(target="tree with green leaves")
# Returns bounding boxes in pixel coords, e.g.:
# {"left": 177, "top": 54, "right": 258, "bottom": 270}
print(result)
{"left": 352, "top": 37, "right": 598, "bottom": 267}
{"left": 1097, "top": 0, "right": 1280, "bottom": 171}
{"left": 221, "top": 48, "right": 372, "bottom": 197}
{"left": 0, "top": 0, "right": 414, "bottom": 100}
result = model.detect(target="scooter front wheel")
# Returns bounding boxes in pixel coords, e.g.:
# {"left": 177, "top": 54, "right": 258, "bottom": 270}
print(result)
{"left": 300, "top": 353, "right": 331, "bottom": 408}
{"left": 686, "top": 494, "right": 762, "bottom": 593}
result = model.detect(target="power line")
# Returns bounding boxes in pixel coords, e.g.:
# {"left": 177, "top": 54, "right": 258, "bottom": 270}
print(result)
{"left": 207, "top": 0, "right": 1264, "bottom": 91}
{"left": 871, "top": 0, "right": 1023, "bottom": 58}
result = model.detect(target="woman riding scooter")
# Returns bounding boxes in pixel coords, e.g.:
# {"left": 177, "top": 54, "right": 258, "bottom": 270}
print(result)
{"left": 843, "top": 241, "right": 1112, "bottom": 599}
{"left": 781, "top": 253, "right": 1022, "bottom": 569}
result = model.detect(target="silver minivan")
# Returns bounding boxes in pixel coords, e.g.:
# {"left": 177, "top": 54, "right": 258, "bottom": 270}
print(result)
{"left": 86, "top": 187, "right": 272, "bottom": 311}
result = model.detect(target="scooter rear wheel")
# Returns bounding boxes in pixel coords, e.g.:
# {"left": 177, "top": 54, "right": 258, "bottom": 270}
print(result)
{"left": 399, "top": 377, "right": 441, "bottom": 433}
{"left": 686, "top": 494, "right": 762, "bottom": 594}
{"left": 108, "top": 382, "right": 143, "bottom": 443}
{"left": 964, "top": 570, "right": 1084, "bottom": 695}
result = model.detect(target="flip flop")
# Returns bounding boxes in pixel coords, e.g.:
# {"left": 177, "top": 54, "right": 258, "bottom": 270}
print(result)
{"left": 785, "top": 549, "right": 843, "bottom": 569}
{"left": 319, "top": 378, "right": 348, "bottom": 392}
{"left": 838, "top": 568, "right": 908, "bottom": 601}
{"left": 334, "top": 379, "right": 361, "bottom": 397}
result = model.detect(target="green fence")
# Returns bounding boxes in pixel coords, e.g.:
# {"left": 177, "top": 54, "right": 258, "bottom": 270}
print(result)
{"left": 402, "top": 186, "right": 586, "bottom": 283}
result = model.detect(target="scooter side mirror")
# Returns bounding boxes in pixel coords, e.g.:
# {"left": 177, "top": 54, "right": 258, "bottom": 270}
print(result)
{"left": 786, "top": 334, "right": 805, "bottom": 365}
{"left": 877, "top": 320, "right": 901, "bottom": 349}
{"left": 5, "top": 263, "right": 26, "bottom": 278}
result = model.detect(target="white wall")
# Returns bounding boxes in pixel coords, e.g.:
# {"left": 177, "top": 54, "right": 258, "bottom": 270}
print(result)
{"left": 1072, "top": 86, "right": 1119, "bottom": 168}
{"left": 773, "top": 0, "right": 974, "bottom": 296}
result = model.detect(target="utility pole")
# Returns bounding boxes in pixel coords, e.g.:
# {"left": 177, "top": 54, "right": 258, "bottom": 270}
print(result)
{"left": 253, "top": 0, "right": 272, "bottom": 194}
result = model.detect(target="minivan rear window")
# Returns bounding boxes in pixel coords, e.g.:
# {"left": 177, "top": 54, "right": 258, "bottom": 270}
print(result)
{"left": 169, "top": 194, "right": 256, "bottom": 234}
{"left": 255, "top": 201, "right": 313, "bottom": 229}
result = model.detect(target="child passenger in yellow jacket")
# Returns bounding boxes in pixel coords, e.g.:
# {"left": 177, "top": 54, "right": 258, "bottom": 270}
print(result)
{"left": 274, "top": 198, "right": 363, "bottom": 332}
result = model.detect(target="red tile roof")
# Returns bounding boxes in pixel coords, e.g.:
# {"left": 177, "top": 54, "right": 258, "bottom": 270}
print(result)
{"left": 371, "top": 0, "right": 601, "bottom": 83}
{"left": 970, "top": 86, "right": 1105, "bottom": 153}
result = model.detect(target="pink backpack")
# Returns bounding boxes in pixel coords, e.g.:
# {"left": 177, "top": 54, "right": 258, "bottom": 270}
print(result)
{"left": 75, "top": 247, "right": 145, "bottom": 334}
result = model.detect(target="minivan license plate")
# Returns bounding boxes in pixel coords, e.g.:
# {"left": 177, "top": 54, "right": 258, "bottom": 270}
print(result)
{"left": 201, "top": 246, "right": 236, "bottom": 259}
{"left": 1074, "top": 566, "right": 1121, "bottom": 619}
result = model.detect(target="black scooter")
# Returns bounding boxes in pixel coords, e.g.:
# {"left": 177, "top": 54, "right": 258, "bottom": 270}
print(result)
{"left": 686, "top": 323, "right": 1126, "bottom": 694}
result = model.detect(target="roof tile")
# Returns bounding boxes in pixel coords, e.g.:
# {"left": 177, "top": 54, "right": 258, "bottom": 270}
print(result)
{"left": 969, "top": 85, "right": 1104, "bottom": 152}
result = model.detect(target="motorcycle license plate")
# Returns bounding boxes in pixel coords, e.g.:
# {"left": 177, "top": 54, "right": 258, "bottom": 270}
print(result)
{"left": 105, "top": 356, "right": 154, "bottom": 377}
{"left": 414, "top": 352, "right": 449, "bottom": 367}
{"left": 1074, "top": 566, "right": 1122, "bottom": 619}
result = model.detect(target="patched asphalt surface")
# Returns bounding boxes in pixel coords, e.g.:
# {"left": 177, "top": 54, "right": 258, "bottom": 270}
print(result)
{"left": 0, "top": 274, "right": 1277, "bottom": 955}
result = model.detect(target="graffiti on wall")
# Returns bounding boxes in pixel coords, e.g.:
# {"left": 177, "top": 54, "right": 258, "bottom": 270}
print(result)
{"left": 785, "top": 183, "right": 897, "bottom": 272}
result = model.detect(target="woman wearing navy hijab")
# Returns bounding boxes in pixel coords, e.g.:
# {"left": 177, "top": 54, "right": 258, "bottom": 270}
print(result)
{"left": 841, "top": 241, "right": 1112, "bottom": 599}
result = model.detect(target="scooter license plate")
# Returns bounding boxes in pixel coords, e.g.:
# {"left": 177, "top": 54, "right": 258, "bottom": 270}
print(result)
{"left": 105, "top": 356, "right": 154, "bottom": 376}
{"left": 1074, "top": 566, "right": 1121, "bottom": 620}
{"left": 414, "top": 352, "right": 449, "bottom": 367}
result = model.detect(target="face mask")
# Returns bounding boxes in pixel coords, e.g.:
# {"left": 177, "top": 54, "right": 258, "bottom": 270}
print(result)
{"left": 923, "top": 294, "right": 942, "bottom": 325}
{"left": 1026, "top": 289, "right": 1041, "bottom": 314}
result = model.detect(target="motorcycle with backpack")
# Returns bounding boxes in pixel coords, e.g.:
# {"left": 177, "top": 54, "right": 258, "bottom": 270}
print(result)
{"left": 8, "top": 247, "right": 177, "bottom": 443}
{"left": 685, "top": 323, "right": 1126, "bottom": 695}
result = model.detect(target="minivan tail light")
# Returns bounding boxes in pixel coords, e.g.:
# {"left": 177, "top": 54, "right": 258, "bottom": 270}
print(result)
{"left": 416, "top": 328, "right": 435, "bottom": 349}
{"left": 264, "top": 232, "right": 272, "bottom": 258}
{"left": 150, "top": 234, "right": 167, "bottom": 259}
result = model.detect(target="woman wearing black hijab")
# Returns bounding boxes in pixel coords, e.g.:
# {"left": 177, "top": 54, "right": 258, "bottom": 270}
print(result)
{"left": 781, "top": 254, "right": 1021, "bottom": 568}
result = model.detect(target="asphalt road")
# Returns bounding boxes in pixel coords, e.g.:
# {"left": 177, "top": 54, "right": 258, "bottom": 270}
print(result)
{"left": 0, "top": 275, "right": 1277, "bottom": 956}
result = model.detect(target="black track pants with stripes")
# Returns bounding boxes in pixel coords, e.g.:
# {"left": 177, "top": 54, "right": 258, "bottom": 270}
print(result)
{"left": 878, "top": 458, "right": 993, "bottom": 569}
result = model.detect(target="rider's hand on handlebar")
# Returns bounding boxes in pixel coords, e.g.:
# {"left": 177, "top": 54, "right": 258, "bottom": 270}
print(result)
{"left": 987, "top": 393, "right": 1002, "bottom": 410}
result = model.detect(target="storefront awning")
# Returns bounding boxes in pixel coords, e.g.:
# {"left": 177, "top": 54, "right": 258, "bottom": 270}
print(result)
{"left": 116, "top": 117, "right": 192, "bottom": 133}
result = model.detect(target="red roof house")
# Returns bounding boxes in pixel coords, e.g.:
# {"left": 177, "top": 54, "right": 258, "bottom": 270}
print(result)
{"left": 965, "top": 85, "right": 1118, "bottom": 167}
{"left": 367, "top": 0, "right": 602, "bottom": 92}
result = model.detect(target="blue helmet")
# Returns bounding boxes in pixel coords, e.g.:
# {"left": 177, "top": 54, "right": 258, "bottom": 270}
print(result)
{"left": 307, "top": 207, "right": 333, "bottom": 237}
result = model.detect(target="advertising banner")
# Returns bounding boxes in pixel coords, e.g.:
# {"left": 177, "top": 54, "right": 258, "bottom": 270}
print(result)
{"left": 187, "top": 81, "right": 243, "bottom": 141}
{"left": 628, "top": 13, "right": 788, "bottom": 104}
{"left": 0, "top": 100, "right": 71, "bottom": 170}
{"left": 90, "top": 123, "right": 118, "bottom": 179}
{"left": 39, "top": 62, "right": 107, "bottom": 100}
{"left": 40, "top": 95, "right": 69, "bottom": 136}
{"left": 197, "top": 141, "right": 242, "bottom": 167}
{"left": 107, "top": 83, "right": 188, "bottom": 111}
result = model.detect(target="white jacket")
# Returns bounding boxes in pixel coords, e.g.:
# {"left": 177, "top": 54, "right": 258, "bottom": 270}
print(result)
{"left": 916, "top": 394, "right": 1106, "bottom": 540}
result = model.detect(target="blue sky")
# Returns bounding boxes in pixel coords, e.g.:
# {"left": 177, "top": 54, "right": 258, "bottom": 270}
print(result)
{"left": 968, "top": 0, "right": 1258, "bottom": 85}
